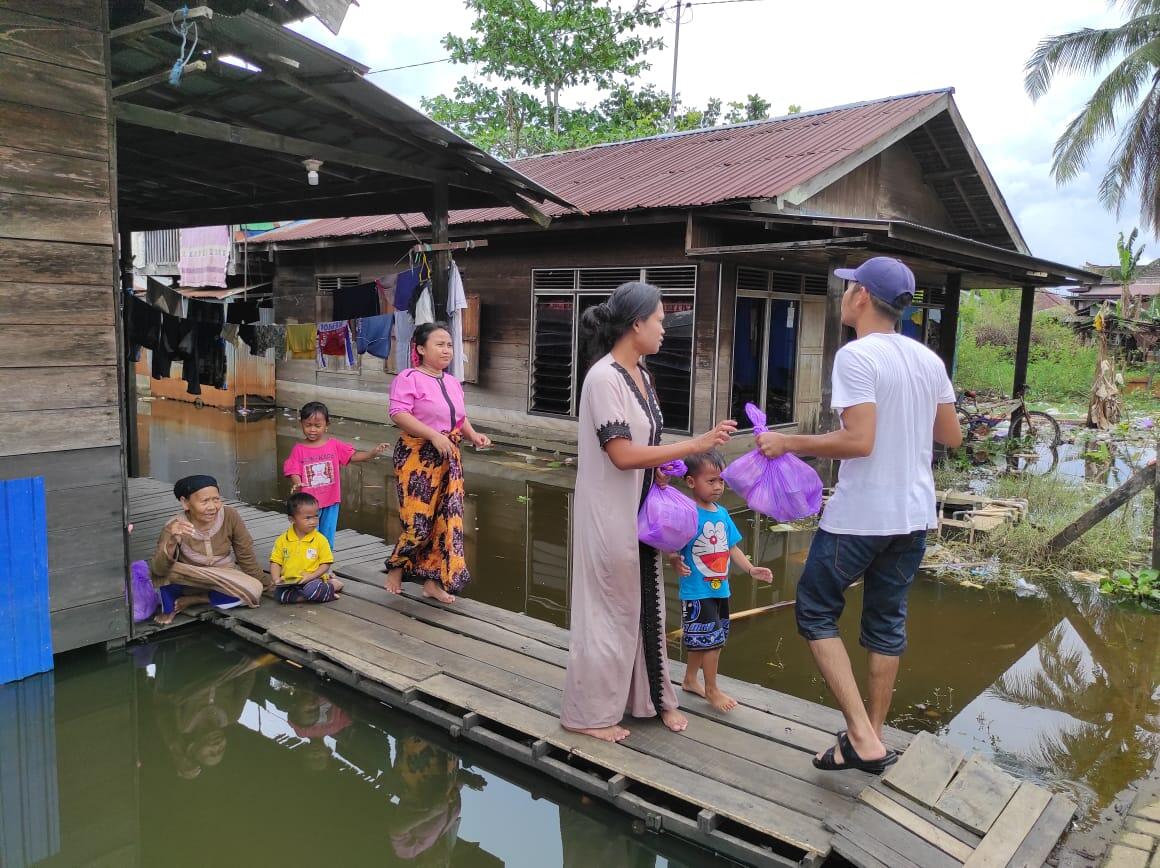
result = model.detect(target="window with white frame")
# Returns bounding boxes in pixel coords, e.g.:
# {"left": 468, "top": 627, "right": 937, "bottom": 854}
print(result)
{"left": 316, "top": 274, "right": 361, "bottom": 372}
{"left": 530, "top": 266, "right": 696, "bottom": 432}
{"left": 731, "top": 268, "right": 816, "bottom": 426}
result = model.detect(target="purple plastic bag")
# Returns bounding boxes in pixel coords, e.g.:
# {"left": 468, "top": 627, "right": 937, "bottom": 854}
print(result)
{"left": 721, "top": 403, "right": 823, "bottom": 522}
{"left": 129, "top": 559, "right": 160, "bottom": 622}
{"left": 637, "top": 460, "right": 698, "bottom": 552}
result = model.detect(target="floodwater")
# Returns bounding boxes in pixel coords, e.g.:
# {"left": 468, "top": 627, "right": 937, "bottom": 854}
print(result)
{"left": 132, "top": 399, "right": 1160, "bottom": 837}
{"left": 6, "top": 631, "right": 714, "bottom": 867}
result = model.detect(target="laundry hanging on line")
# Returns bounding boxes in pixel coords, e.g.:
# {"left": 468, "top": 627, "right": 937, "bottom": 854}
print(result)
{"left": 333, "top": 281, "right": 380, "bottom": 320}
{"left": 317, "top": 321, "right": 356, "bottom": 368}
{"left": 178, "top": 225, "right": 231, "bottom": 289}
{"left": 285, "top": 323, "right": 317, "bottom": 359}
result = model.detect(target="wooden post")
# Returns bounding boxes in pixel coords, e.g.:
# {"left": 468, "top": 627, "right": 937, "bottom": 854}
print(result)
{"left": 1046, "top": 461, "right": 1156, "bottom": 553}
{"left": 119, "top": 228, "right": 139, "bottom": 478}
{"left": 430, "top": 182, "right": 450, "bottom": 308}
{"left": 939, "top": 273, "right": 962, "bottom": 379}
{"left": 819, "top": 255, "right": 847, "bottom": 486}
{"left": 1153, "top": 436, "right": 1160, "bottom": 570}
{"left": 1012, "top": 285, "right": 1035, "bottom": 398}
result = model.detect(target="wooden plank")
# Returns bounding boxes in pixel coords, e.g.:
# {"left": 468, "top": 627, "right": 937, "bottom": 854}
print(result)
{"left": 0, "top": 9, "right": 105, "bottom": 73}
{"left": 0, "top": 367, "right": 117, "bottom": 411}
{"left": 882, "top": 731, "right": 965, "bottom": 806}
{"left": 50, "top": 595, "right": 127, "bottom": 653}
{"left": 46, "top": 481, "right": 122, "bottom": 530}
{"left": 418, "top": 672, "right": 831, "bottom": 855}
{"left": 963, "top": 783, "right": 1051, "bottom": 868}
{"left": 829, "top": 803, "right": 960, "bottom": 868}
{"left": 0, "top": 329, "right": 115, "bottom": 367}
{"left": 0, "top": 53, "right": 106, "bottom": 118}
{"left": 864, "top": 781, "right": 982, "bottom": 849}
{"left": 0, "top": 100, "right": 108, "bottom": 160}
{"left": 934, "top": 755, "right": 1020, "bottom": 835}
{"left": 860, "top": 786, "right": 974, "bottom": 862}
{"left": 4, "top": 407, "right": 120, "bottom": 457}
{"left": 1004, "top": 794, "right": 1075, "bottom": 868}
{"left": 0, "top": 1, "right": 103, "bottom": 30}
{"left": 0, "top": 446, "right": 120, "bottom": 490}
{"left": 0, "top": 238, "right": 113, "bottom": 285}
{"left": 0, "top": 192, "right": 113, "bottom": 244}
{"left": 50, "top": 558, "right": 125, "bottom": 610}
{"left": 830, "top": 833, "right": 892, "bottom": 868}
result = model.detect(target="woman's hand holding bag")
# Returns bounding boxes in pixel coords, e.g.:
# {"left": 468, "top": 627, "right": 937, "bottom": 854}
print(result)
{"left": 637, "top": 459, "right": 699, "bottom": 552}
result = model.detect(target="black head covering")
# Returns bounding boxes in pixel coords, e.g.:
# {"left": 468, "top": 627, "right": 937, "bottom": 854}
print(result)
{"left": 174, "top": 475, "right": 219, "bottom": 500}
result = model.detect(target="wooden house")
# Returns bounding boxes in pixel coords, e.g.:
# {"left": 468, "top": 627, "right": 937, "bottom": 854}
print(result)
{"left": 254, "top": 90, "right": 1101, "bottom": 445}
{"left": 0, "top": 0, "right": 566, "bottom": 656}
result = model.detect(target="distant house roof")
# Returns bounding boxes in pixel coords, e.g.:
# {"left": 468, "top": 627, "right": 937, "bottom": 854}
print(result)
{"left": 253, "top": 88, "right": 1022, "bottom": 249}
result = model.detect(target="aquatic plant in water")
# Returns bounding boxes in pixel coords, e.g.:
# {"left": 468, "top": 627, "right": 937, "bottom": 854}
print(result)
{"left": 1099, "top": 568, "right": 1160, "bottom": 604}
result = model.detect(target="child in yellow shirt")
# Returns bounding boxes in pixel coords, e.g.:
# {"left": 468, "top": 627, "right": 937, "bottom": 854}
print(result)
{"left": 270, "top": 493, "right": 344, "bottom": 604}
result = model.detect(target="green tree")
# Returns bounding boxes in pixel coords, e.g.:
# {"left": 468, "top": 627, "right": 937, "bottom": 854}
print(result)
{"left": 1115, "top": 227, "right": 1146, "bottom": 315}
{"left": 422, "top": 81, "right": 550, "bottom": 159}
{"left": 1024, "top": 0, "right": 1160, "bottom": 233}
{"left": 787, "top": 103, "right": 802, "bottom": 114}
{"left": 442, "top": 0, "right": 663, "bottom": 135}
{"left": 724, "top": 93, "right": 771, "bottom": 124}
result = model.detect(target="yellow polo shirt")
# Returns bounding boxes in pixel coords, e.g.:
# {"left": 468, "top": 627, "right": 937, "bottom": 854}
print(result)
{"left": 269, "top": 527, "right": 334, "bottom": 583}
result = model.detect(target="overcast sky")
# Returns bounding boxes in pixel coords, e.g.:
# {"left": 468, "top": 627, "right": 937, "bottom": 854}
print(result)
{"left": 291, "top": 0, "right": 1153, "bottom": 269}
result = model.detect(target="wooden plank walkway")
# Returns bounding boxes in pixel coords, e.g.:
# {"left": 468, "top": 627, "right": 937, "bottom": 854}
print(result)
{"left": 127, "top": 476, "right": 1072, "bottom": 866}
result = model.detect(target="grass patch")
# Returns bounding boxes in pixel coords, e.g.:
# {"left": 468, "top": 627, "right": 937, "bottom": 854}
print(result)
{"left": 934, "top": 462, "right": 1153, "bottom": 578}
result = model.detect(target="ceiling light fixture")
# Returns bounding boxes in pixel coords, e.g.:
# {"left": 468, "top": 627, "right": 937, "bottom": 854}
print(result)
{"left": 302, "top": 159, "right": 323, "bottom": 186}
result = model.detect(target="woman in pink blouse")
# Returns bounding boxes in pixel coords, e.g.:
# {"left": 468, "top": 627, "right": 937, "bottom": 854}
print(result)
{"left": 384, "top": 321, "right": 491, "bottom": 602}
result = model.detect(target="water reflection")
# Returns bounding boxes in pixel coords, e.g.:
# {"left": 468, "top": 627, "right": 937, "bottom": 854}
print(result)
{"left": 136, "top": 399, "right": 1160, "bottom": 829}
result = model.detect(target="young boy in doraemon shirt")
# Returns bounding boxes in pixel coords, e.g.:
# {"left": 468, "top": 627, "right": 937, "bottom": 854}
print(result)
{"left": 669, "top": 450, "right": 772, "bottom": 712}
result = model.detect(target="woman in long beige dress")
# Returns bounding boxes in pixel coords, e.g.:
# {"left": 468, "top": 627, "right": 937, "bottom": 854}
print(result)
{"left": 561, "top": 282, "right": 736, "bottom": 743}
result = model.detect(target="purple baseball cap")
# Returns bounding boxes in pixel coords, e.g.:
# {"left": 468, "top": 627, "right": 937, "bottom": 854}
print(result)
{"left": 834, "top": 257, "right": 915, "bottom": 304}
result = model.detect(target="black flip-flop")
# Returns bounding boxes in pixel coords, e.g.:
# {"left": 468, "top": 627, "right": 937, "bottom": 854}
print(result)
{"left": 812, "top": 731, "right": 898, "bottom": 774}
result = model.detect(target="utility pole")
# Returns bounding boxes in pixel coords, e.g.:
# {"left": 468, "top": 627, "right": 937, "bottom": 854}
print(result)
{"left": 667, "top": 0, "right": 683, "bottom": 131}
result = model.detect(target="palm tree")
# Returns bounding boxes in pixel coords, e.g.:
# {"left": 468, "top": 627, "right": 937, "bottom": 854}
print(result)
{"left": 1024, "top": 1, "right": 1160, "bottom": 234}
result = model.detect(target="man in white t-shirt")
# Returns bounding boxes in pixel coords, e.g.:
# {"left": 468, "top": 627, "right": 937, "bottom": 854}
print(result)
{"left": 757, "top": 257, "right": 962, "bottom": 774}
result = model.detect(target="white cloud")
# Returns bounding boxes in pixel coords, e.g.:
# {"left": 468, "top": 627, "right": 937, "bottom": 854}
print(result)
{"left": 291, "top": 0, "right": 1154, "bottom": 268}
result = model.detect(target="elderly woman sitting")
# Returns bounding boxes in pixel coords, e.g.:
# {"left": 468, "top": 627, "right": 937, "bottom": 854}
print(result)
{"left": 151, "top": 475, "right": 270, "bottom": 624}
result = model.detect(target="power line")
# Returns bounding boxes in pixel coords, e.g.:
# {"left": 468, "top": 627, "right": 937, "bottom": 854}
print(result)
{"left": 367, "top": 57, "right": 453, "bottom": 74}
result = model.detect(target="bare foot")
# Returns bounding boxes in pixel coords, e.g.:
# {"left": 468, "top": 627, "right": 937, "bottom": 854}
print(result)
{"left": 422, "top": 579, "right": 456, "bottom": 604}
{"left": 564, "top": 724, "right": 630, "bottom": 743}
{"left": 681, "top": 679, "right": 706, "bottom": 698}
{"left": 660, "top": 709, "right": 688, "bottom": 732}
{"left": 154, "top": 595, "right": 196, "bottom": 625}
{"left": 329, "top": 578, "right": 344, "bottom": 594}
{"left": 706, "top": 688, "right": 737, "bottom": 712}
{"left": 383, "top": 568, "right": 403, "bottom": 594}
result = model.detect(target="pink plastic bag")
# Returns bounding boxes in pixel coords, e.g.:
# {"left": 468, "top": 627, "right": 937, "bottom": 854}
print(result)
{"left": 722, "top": 403, "right": 823, "bottom": 522}
{"left": 129, "top": 559, "right": 160, "bottom": 623}
{"left": 637, "top": 460, "right": 699, "bottom": 552}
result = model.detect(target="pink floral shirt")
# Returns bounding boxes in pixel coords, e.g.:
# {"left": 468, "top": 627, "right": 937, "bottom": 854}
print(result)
{"left": 283, "top": 438, "right": 356, "bottom": 508}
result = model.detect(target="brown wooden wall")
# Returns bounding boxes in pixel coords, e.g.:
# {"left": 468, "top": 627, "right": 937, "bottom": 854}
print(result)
{"left": 272, "top": 222, "right": 716, "bottom": 436}
{"left": 0, "top": 0, "right": 127, "bottom": 651}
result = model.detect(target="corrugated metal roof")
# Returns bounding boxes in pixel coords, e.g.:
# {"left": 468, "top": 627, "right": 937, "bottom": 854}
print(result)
{"left": 253, "top": 89, "right": 951, "bottom": 244}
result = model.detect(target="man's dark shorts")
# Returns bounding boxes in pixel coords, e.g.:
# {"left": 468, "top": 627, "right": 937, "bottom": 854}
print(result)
{"left": 681, "top": 597, "right": 730, "bottom": 651}
{"left": 795, "top": 529, "right": 926, "bottom": 656}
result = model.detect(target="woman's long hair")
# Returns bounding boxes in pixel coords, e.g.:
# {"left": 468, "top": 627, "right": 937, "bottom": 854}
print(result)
{"left": 579, "top": 281, "right": 663, "bottom": 365}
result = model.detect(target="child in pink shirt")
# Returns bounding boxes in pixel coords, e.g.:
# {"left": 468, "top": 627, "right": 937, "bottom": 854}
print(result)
{"left": 283, "top": 401, "right": 389, "bottom": 547}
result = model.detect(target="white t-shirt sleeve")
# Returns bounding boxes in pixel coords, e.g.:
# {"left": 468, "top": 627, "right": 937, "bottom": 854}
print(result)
{"left": 935, "top": 365, "right": 956, "bottom": 404}
{"left": 831, "top": 346, "right": 877, "bottom": 411}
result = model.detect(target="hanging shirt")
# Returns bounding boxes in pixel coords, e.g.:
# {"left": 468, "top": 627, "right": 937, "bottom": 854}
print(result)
{"left": 394, "top": 309, "right": 415, "bottom": 373}
{"left": 388, "top": 368, "right": 466, "bottom": 434}
{"left": 447, "top": 263, "right": 469, "bottom": 381}
{"left": 356, "top": 313, "right": 394, "bottom": 359}
{"left": 239, "top": 323, "right": 285, "bottom": 357}
{"left": 282, "top": 438, "right": 356, "bottom": 509}
{"left": 395, "top": 268, "right": 421, "bottom": 311}
{"left": 226, "top": 300, "right": 261, "bottom": 324}
{"left": 316, "top": 320, "right": 355, "bottom": 367}
{"left": 126, "top": 293, "right": 162, "bottom": 350}
{"left": 285, "top": 324, "right": 317, "bottom": 359}
{"left": 679, "top": 504, "right": 741, "bottom": 601}
{"left": 375, "top": 276, "right": 397, "bottom": 314}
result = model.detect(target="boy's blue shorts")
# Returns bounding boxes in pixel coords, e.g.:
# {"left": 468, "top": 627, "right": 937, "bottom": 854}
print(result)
{"left": 795, "top": 528, "right": 926, "bottom": 656}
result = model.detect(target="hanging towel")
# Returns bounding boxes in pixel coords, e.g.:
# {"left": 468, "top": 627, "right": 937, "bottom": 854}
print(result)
{"left": 375, "top": 275, "right": 397, "bottom": 314}
{"left": 447, "top": 264, "right": 469, "bottom": 380}
{"left": 356, "top": 313, "right": 394, "bottom": 359}
{"left": 285, "top": 323, "right": 318, "bottom": 359}
{"left": 412, "top": 284, "right": 435, "bottom": 326}
{"left": 178, "top": 226, "right": 231, "bottom": 288}
{"left": 146, "top": 277, "right": 184, "bottom": 315}
{"left": 334, "top": 282, "right": 380, "bottom": 320}
{"left": 317, "top": 321, "right": 355, "bottom": 368}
